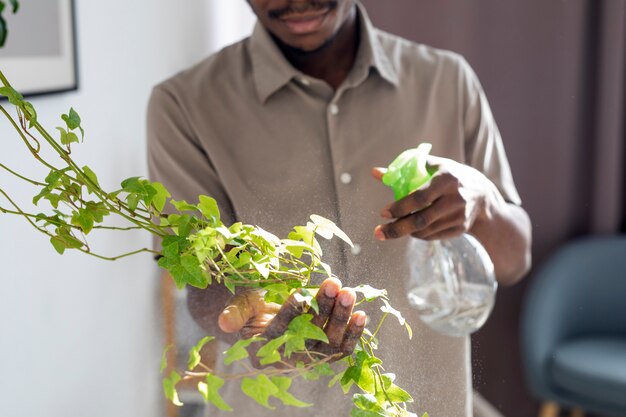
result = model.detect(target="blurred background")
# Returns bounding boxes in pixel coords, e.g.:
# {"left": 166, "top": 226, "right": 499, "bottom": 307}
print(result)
{"left": 359, "top": 1, "right": 625, "bottom": 416}
{"left": 0, "top": 1, "right": 624, "bottom": 417}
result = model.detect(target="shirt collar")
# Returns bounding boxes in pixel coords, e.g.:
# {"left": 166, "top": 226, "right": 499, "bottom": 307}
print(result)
{"left": 249, "top": 1, "right": 399, "bottom": 104}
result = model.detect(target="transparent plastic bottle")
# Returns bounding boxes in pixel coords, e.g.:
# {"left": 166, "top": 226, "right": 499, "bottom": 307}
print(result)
{"left": 405, "top": 234, "right": 497, "bottom": 337}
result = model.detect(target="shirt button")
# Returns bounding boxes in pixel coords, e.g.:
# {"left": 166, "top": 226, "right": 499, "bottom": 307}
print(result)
{"left": 340, "top": 172, "right": 352, "bottom": 184}
{"left": 351, "top": 244, "right": 362, "bottom": 256}
{"left": 329, "top": 104, "right": 339, "bottom": 115}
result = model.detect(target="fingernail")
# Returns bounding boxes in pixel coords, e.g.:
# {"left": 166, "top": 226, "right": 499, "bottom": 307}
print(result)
{"left": 339, "top": 291, "right": 354, "bottom": 307}
{"left": 354, "top": 313, "right": 366, "bottom": 326}
{"left": 374, "top": 227, "right": 386, "bottom": 241}
{"left": 324, "top": 284, "right": 338, "bottom": 298}
{"left": 380, "top": 208, "right": 393, "bottom": 219}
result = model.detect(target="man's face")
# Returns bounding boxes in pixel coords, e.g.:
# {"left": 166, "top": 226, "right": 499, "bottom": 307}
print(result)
{"left": 247, "top": 0, "right": 356, "bottom": 52}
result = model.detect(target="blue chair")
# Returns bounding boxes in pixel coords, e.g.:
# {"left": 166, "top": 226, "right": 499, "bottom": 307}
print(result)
{"left": 521, "top": 236, "right": 626, "bottom": 417}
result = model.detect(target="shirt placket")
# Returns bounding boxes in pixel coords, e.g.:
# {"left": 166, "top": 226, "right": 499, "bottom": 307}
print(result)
{"left": 324, "top": 84, "right": 364, "bottom": 284}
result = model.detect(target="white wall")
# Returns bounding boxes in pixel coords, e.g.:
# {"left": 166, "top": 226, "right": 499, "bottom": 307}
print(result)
{"left": 0, "top": 2, "right": 254, "bottom": 416}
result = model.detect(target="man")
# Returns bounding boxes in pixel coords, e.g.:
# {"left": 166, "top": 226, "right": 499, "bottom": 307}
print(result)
{"left": 147, "top": 1, "right": 532, "bottom": 416}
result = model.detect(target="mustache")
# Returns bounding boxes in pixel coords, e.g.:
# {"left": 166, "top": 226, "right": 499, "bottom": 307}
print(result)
{"left": 268, "top": 1, "right": 338, "bottom": 19}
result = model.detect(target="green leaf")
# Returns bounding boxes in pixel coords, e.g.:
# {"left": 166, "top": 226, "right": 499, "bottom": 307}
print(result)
{"left": 50, "top": 229, "right": 84, "bottom": 254}
{"left": 0, "top": 86, "right": 23, "bottom": 106}
{"left": 126, "top": 194, "right": 140, "bottom": 211}
{"left": 287, "top": 314, "right": 328, "bottom": 343}
{"left": 43, "top": 193, "right": 62, "bottom": 209}
{"left": 351, "top": 409, "right": 387, "bottom": 417}
{"left": 84, "top": 201, "right": 109, "bottom": 223}
{"left": 313, "top": 362, "right": 335, "bottom": 377}
{"left": 163, "top": 371, "right": 183, "bottom": 406}
{"left": 44, "top": 169, "right": 64, "bottom": 186}
{"left": 293, "top": 288, "right": 319, "bottom": 314}
{"left": 22, "top": 101, "right": 36, "bottom": 125}
{"left": 262, "top": 283, "right": 291, "bottom": 305}
{"left": 380, "top": 299, "right": 412, "bottom": 339}
{"left": 309, "top": 214, "right": 354, "bottom": 247}
{"left": 121, "top": 177, "right": 158, "bottom": 210}
{"left": 160, "top": 235, "right": 189, "bottom": 259}
{"left": 271, "top": 376, "right": 312, "bottom": 407}
{"left": 50, "top": 236, "right": 66, "bottom": 254}
{"left": 171, "top": 199, "right": 198, "bottom": 212}
{"left": 284, "top": 314, "right": 328, "bottom": 357}
{"left": 281, "top": 238, "right": 315, "bottom": 258}
{"left": 241, "top": 374, "right": 278, "bottom": 409}
{"left": 164, "top": 254, "right": 207, "bottom": 289}
{"left": 82, "top": 165, "right": 99, "bottom": 192}
{"left": 251, "top": 259, "right": 270, "bottom": 278}
{"left": 151, "top": 182, "right": 170, "bottom": 213}
{"left": 341, "top": 350, "right": 381, "bottom": 393}
{"left": 56, "top": 127, "right": 68, "bottom": 144}
{"left": 188, "top": 336, "right": 215, "bottom": 370}
{"left": 160, "top": 345, "right": 172, "bottom": 373}
{"left": 353, "top": 393, "right": 386, "bottom": 413}
{"left": 288, "top": 226, "right": 322, "bottom": 256}
{"left": 256, "top": 335, "right": 288, "bottom": 366}
{"left": 354, "top": 285, "right": 387, "bottom": 302}
{"left": 198, "top": 195, "right": 220, "bottom": 224}
{"left": 223, "top": 337, "right": 264, "bottom": 366}
{"left": 62, "top": 107, "right": 84, "bottom": 138}
{"left": 9, "top": 0, "right": 18, "bottom": 13}
{"left": 198, "top": 374, "right": 232, "bottom": 411}
{"left": 65, "top": 132, "right": 79, "bottom": 145}
{"left": 328, "top": 369, "right": 345, "bottom": 388}
{"left": 71, "top": 208, "right": 94, "bottom": 234}
{"left": 175, "top": 215, "right": 194, "bottom": 237}
{"left": 224, "top": 279, "right": 236, "bottom": 294}
{"left": 384, "top": 383, "right": 413, "bottom": 403}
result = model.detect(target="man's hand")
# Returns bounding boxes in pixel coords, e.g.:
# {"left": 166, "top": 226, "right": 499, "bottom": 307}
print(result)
{"left": 217, "top": 278, "right": 366, "bottom": 368}
{"left": 372, "top": 155, "right": 506, "bottom": 241}
{"left": 372, "top": 154, "right": 532, "bottom": 284}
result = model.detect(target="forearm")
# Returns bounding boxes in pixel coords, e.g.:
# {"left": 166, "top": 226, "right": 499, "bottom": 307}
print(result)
{"left": 187, "top": 284, "right": 238, "bottom": 344}
{"left": 470, "top": 199, "right": 532, "bottom": 286}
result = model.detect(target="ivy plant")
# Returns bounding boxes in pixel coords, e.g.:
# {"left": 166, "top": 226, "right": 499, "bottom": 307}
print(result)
{"left": 0, "top": 4, "right": 427, "bottom": 416}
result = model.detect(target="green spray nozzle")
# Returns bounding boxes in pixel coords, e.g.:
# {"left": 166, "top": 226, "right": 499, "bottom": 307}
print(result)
{"left": 382, "top": 143, "right": 433, "bottom": 201}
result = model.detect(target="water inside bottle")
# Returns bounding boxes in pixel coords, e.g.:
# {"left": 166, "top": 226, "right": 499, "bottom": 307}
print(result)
{"left": 407, "top": 281, "right": 495, "bottom": 337}
{"left": 405, "top": 234, "right": 497, "bottom": 337}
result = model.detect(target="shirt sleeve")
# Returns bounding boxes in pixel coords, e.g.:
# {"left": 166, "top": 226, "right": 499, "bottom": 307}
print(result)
{"left": 459, "top": 57, "right": 522, "bottom": 205}
{"left": 146, "top": 84, "right": 236, "bottom": 251}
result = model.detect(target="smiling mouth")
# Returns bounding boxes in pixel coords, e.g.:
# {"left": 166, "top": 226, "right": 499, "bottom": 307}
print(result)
{"left": 277, "top": 7, "right": 332, "bottom": 35}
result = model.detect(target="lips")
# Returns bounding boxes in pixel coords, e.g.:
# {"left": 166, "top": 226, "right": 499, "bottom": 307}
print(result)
{"left": 278, "top": 7, "right": 331, "bottom": 35}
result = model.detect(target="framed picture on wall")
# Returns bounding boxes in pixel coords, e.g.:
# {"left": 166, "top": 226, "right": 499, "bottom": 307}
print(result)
{"left": 0, "top": 0, "right": 77, "bottom": 96}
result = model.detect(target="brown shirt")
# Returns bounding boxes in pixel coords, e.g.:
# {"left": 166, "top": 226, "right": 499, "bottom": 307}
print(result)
{"left": 147, "top": 4, "right": 520, "bottom": 417}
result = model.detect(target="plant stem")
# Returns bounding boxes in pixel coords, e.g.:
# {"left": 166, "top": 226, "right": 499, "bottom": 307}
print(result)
{"left": 0, "top": 163, "right": 46, "bottom": 186}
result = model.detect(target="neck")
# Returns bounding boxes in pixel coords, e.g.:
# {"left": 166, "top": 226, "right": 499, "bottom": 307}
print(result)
{"left": 274, "top": 6, "right": 359, "bottom": 90}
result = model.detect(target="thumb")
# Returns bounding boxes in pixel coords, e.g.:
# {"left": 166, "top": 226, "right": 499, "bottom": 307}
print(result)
{"left": 371, "top": 167, "right": 387, "bottom": 182}
{"left": 218, "top": 291, "right": 264, "bottom": 333}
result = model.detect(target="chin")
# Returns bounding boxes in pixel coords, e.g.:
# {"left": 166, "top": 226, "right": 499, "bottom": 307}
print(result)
{"left": 276, "top": 32, "right": 337, "bottom": 55}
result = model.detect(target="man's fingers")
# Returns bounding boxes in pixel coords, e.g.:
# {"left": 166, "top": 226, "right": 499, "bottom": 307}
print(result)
{"left": 263, "top": 293, "right": 304, "bottom": 339}
{"left": 371, "top": 167, "right": 386, "bottom": 182}
{"left": 381, "top": 171, "right": 455, "bottom": 220}
{"left": 218, "top": 291, "right": 260, "bottom": 333}
{"left": 310, "top": 278, "right": 340, "bottom": 328}
{"left": 376, "top": 196, "right": 460, "bottom": 240}
{"left": 324, "top": 289, "right": 356, "bottom": 350}
{"left": 341, "top": 311, "right": 367, "bottom": 356}
{"left": 218, "top": 291, "right": 277, "bottom": 334}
